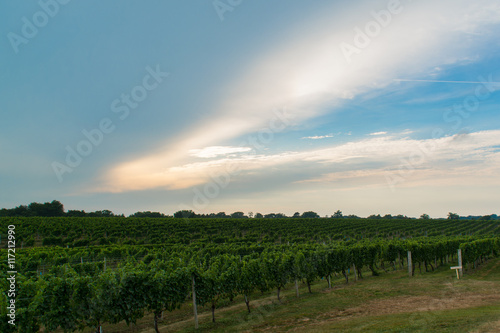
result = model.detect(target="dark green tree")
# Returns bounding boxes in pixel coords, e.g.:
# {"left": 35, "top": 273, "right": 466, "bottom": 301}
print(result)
{"left": 301, "top": 211, "right": 319, "bottom": 218}
{"left": 174, "top": 210, "right": 196, "bottom": 218}
{"left": 332, "top": 210, "right": 343, "bottom": 218}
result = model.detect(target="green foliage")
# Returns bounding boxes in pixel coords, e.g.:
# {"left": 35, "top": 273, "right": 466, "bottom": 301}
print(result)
{"left": 301, "top": 211, "right": 320, "bottom": 218}
{"left": 174, "top": 210, "right": 196, "bottom": 218}
{"left": 1, "top": 216, "right": 499, "bottom": 331}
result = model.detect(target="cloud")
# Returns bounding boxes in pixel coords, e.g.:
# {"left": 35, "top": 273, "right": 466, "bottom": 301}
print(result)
{"left": 189, "top": 146, "right": 252, "bottom": 158}
{"left": 95, "top": 0, "right": 500, "bottom": 193}
{"left": 302, "top": 134, "right": 334, "bottom": 140}
{"left": 369, "top": 131, "right": 388, "bottom": 136}
{"left": 91, "top": 129, "right": 500, "bottom": 194}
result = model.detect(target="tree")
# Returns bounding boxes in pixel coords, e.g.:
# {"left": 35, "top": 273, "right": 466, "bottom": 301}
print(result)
{"left": 302, "top": 250, "right": 320, "bottom": 293}
{"left": 145, "top": 266, "right": 189, "bottom": 333}
{"left": 88, "top": 210, "right": 114, "bottom": 217}
{"left": 261, "top": 252, "right": 293, "bottom": 301}
{"left": 420, "top": 213, "right": 430, "bottom": 220}
{"left": 195, "top": 255, "right": 237, "bottom": 323}
{"left": 332, "top": 210, "right": 343, "bottom": 218}
{"left": 293, "top": 212, "right": 301, "bottom": 218}
{"left": 67, "top": 210, "right": 87, "bottom": 217}
{"left": 130, "top": 211, "right": 165, "bottom": 218}
{"left": 114, "top": 265, "right": 149, "bottom": 326}
{"left": 237, "top": 259, "right": 263, "bottom": 312}
{"left": 254, "top": 213, "right": 263, "bottom": 218}
{"left": 291, "top": 251, "right": 306, "bottom": 297}
{"left": 36, "top": 271, "right": 80, "bottom": 332}
{"left": 230, "top": 212, "right": 245, "bottom": 218}
{"left": 301, "top": 211, "right": 319, "bottom": 218}
{"left": 174, "top": 210, "right": 196, "bottom": 218}
{"left": 447, "top": 212, "right": 459, "bottom": 220}
{"left": 0, "top": 200, "right": 63, "bottom": 216}
{"left": 8, "top": 276, "right": 40, "bottom": 332}
{"left": 74, "top": 269, "right": 122, "bottom": 332}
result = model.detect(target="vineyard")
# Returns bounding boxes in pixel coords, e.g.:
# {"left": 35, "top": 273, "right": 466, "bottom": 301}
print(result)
{"left": 1, "top": 217, "right": 499, "bottom": 332}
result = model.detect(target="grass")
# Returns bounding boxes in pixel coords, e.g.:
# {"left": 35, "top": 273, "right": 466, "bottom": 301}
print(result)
{"left": 95, "top": 258, "right": 500, "bottom": 332}
{"left": 310, "top": 305, "right": 500, "bottom": 333}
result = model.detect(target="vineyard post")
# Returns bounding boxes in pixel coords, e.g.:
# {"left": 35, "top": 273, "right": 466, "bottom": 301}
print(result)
{"left": 458, "top": 249, "right": 463, "bottom": 278}
{"left": 353, "top": 264, "right": 358, "bottom": 281}
{"left": 295, "top": 280, "right": 299, "bottom": 297}
{"left": 407, "top": 251, "right": 412, "bottom": 277}
{"left": 192, "top": 275, "right": 198, "bottom": 329}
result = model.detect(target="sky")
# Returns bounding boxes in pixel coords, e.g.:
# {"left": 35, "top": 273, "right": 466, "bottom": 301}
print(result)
{"left": 1, "top": 0, "right": 500, "bottom": 218}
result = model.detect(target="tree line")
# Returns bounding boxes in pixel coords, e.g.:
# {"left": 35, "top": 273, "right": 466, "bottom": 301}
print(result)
{"left": 1, "top": 200, "right": 498, "bottom": 220}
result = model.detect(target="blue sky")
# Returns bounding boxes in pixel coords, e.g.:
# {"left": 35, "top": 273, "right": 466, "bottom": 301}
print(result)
{"left": 1, "top": 0, "right": 500, "bottom": 218}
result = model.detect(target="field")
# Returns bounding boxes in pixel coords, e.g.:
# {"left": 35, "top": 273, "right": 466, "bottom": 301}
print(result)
{"left": 1, "top": 217, "right": 499, "bottom": 332}
{"left": 142, "top": 258, "right": 500, "bottom": 332}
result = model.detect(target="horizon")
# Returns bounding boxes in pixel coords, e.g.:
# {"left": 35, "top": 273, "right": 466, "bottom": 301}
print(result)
{"left": 1, "top": 199, "right": 498, "bottom": 220}
{"left": 2, "top": 1, "right": 500, "bottom": 218}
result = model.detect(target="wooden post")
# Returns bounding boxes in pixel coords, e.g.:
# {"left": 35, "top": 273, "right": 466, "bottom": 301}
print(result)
{"left": 192, "top": 275, "right": 198, "bottom": 329}
{"left": 407, "top": 251, "right": 412, "bottom": 277}
{"left": 450, "top": 266, "right": 462, "bottom": 279}
{"left": 295, "top": 280, "right": 299, "bottom": 297}
{"left": 353, "top": 264, "right": 358, "bottom": 281}
{"left": 458, "top": 249, "right": 463, "bottom": 277}
{"left": 81, "top": 257, "right": 83, "bottom": 264}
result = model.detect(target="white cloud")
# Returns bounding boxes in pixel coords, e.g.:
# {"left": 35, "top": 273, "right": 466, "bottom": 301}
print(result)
{"left": 369, "top": 131, "right": 388, "bottom": 136}
{"left": 302, "top": 134, "right": 334, "bottom": 140}
{"left": 189, "top": 146, "right": 252, "bottom": 158}
{"left": 93, "top": 129, "right": 500, "bottom": 193}
{"left": 96, "top": 0, "right": 500, "bottom": 193}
